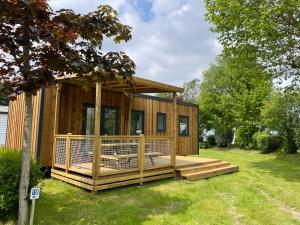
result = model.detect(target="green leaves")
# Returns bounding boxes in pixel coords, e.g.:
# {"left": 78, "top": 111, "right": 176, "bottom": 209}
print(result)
{"left": 0, "top": 1, "right": 135, "bottom": 97}
{"left": 198, "top": 54, "right": 272, "bottom": 142}
{"left": 205, "top": 0, "right": 300, "bottom": 84}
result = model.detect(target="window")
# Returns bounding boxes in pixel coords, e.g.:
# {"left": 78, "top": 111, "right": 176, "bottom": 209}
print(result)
{"left": 82, "top": 104, "right": 120, "bottom": 135}
{"left": 157, "top": 112, "right": 166, "bottom": 132}
{"left": 82, "top": 104, "right": 95, "bottom": 135}
{"left": 179, "top": 116, "right": 189, "bottom": 136}
{"left": 131, "top": 110, "right": 144, "bottom": 135}
{"left": 101, "top": 106, "right": 120, "bottom": 135}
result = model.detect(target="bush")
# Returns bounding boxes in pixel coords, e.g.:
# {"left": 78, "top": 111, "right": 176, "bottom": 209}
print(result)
{"left": 206, "top": 135, "right": 216, "bottom": 147}
{"left": 254, "top": 132, "right": 283, "bottom": 153}
{"left": 256, "top": 132, "right": 272, "bottom": 153}
{"left": 235, "top": 127, "right": 257, "bottom": 148}
{"left": 0, "top": 147, "right": 43, "bottom": 220}
{"left": 215, "top": 131, "right": 232, "bottom": 147}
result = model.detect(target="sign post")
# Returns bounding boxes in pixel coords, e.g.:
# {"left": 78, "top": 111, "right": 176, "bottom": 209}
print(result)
{"left": 29, "top": 187, "right": 40, "bottom": 225}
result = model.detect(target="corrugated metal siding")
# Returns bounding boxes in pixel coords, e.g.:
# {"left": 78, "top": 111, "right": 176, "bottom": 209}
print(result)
{"left": 0, "top": 113, "right": 8, "bottom": 146}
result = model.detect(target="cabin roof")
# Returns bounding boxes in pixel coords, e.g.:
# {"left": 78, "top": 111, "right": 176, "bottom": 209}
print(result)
{"left": 56, "top": 74, "right": 184, "bottom": 93}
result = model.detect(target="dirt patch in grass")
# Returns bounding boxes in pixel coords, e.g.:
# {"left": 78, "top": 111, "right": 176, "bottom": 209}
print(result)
{"left": 259, "top": 190, "right": 300, "bottom": 222}
{"left": 218, "top": 192, "right": 244, "bottom": 225}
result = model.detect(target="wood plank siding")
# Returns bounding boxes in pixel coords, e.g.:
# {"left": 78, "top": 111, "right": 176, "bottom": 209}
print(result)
{"left": 6, "top": 83, "right": 199, "bottom": 167}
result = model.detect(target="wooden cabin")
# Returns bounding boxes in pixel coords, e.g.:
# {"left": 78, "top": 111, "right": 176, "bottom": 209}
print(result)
{"left": 6, "top": 75, "right": 201, "bottom": 191}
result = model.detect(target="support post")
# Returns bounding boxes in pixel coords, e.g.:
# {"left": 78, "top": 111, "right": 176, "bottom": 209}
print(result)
{"left": 52, "top": 82, "right": 61, "bottom": 167}
{"left": 65, "top": 133, "right": 72, "bottom": 172}
{"left": 127, "top": 93, "right": 132, "bottom": 135}
{"left": 92, "top": 82, "right": 102, "bottom": 191}
{"left": 139, "top": 134, "right": 145, "bottom": 185}
{"left": 171, "top": 92, "right": 177, "bottom": 169}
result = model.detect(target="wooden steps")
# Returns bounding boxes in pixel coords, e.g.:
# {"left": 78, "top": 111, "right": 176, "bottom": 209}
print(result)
{"left": 176, "top": 160, "right": 239, "bottom": 181}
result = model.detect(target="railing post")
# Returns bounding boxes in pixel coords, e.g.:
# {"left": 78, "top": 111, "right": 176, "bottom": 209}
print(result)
{"left": 65, "top": 133, "right": 72, "bottom": 173}
{"left": 172, "top": 92, "right": 177, "bottom": 170}
{"left": 52, "top": 82, "right": 61, "bottom": 168}
{"left": 139, "top": 134, "right": 145, "bottom": 185}
{"left": 92, "top": 82, "right": 102, "bottom": 192}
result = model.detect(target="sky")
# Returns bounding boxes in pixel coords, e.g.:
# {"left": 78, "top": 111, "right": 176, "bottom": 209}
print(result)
{"left": 49, "top": 0, "right": 222, "bottom": 86}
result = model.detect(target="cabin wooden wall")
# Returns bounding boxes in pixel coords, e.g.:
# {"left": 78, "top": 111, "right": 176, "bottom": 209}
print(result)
{"left": 5, "top": 91, "right": 41, "bottom": 159}
{"left": 131, "top": 96, "right": 198, "bottom": 155}
{"left": 6, "top": 83, "right": 198, "bottom": 167}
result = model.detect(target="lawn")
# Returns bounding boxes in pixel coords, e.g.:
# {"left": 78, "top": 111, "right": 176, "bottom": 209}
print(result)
{"left": 33, "top": 149, "right": 300, "bottom": 225}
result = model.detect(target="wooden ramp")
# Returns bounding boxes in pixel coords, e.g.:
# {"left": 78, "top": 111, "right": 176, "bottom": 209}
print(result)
{"left": 175, "top": 156, "right": 239, "bottom": 181}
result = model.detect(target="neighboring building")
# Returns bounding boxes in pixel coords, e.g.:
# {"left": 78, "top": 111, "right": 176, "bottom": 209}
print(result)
{"left": 0, "top": 106, "right": 8, "bottom": 146}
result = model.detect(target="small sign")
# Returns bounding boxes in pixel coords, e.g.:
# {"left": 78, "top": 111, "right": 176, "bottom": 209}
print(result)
{"left": 30, "top": 187, "right": 40, "bottom": 200}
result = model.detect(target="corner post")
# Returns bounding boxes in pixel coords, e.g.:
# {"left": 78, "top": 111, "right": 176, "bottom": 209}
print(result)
{"left": 92, "top": 82, "right": 102, "bottom": 191}
{"left": 139, "top": 134, "right": 145, "bottom": 185}
{"left": 65, "top": 133, "right": 72, "bottom": 172}
{"left": 172, "top": 92, "right": 177, "bottom": 169}
{"left": 52, "top": 82, "right": 61, "bottom": 168}
{"left": 127, "top": 93, "right": 132, "bottom": 135}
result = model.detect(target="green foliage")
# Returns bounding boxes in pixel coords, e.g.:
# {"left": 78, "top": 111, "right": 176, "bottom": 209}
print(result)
{"left": 206, "top": 135, "right": 216, "bottom": 147}
{"left": 215, "top": 130, "right": 232, "bottom": 147}
{"left": 235, "top": 127, "right": 257, "bottom": 149}
{"left": 0, "top": 148, "right": 43, "bottom": 220}
{"left": 181, "top": 79, "right": 200, "bottom": 103}
{"left": 198, "top": 54, "right": 272, "bottom": 147}
{"left": 0, "top": 1, "right": 135, "bottom": 98}
{"left": 261, "top": 90, "right": 300, "bottom": 153}
{"left": 256, "top": 132, "right": 272, "bottom": 153}
{"left": 205, "top": 0, "right": 300, "bottom": 84}
{"left": 254, "top": 132, "right": 283, "bottom": 153}
{"left": 155, "top": 93, "right": 172, "bottom": 99}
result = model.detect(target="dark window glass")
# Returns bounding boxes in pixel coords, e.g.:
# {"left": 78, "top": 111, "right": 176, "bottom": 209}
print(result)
{"left": 131, "top": 110, "right": 144, "bottom": 135}
{"left": 179, "top": 116, "right": 189, "bottom": 136}
{"left": 101, "top": 106, "right": 120, "bottom": 135}
{"left": 157, "top": 112, "right": 166, "bottom": 132}
{"left": 82, "top": 104, "right": 95, "bottom": 135}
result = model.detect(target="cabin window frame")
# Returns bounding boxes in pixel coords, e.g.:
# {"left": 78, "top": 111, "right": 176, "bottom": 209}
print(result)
{"left": 82, "top": 104, "right": 120, "bottom": 135}
{"left": 156, "top": 112, "right": 167, "bottom": 132}
{"left": 131, "top": 110, "right": 145, "bottom": 135}
{"left": 178, "top": 115, "right": 189, "bottom": 137}
{"left": 82, "top": 103, "right": 96, "bottom": 135}
{"left": 101, "top": 105, "right": 120, "bottom": 135}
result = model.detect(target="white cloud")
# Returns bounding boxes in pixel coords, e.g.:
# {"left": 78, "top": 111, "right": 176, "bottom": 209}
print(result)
{"left": 49, "top": 0, "right": 221, "bottom": 87}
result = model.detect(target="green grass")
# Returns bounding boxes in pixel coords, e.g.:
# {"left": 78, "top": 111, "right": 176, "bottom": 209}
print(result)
{"left": 32, "top": 149, "right": 300, "bottom": 225}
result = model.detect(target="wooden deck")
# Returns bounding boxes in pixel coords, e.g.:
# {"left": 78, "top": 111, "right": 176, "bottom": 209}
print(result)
{"left": 51, "top": 156, "right": 238, "bottom": 192}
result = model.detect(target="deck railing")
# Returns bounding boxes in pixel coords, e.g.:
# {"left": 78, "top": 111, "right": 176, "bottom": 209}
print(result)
{"left": 53, "top": 134, "right": 174, "bottom": 177}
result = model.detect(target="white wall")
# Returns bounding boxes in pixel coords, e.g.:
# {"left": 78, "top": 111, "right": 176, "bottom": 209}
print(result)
{"left": 0, "top": 113, "right": 8, "bottom": 146}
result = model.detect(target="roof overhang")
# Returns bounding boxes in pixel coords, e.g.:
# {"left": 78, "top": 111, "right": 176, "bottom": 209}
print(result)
{"left": 56, "top": 74, "right": 184, "bottom": 93}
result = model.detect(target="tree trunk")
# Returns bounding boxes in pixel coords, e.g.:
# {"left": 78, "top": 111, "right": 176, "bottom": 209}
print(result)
{"left": 18, "top": 93, "right": 33, "bottom": 225}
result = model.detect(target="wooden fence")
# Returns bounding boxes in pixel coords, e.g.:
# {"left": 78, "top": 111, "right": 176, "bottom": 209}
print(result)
{"left": 53, "top": 134, "right": 174, "bottom": 179}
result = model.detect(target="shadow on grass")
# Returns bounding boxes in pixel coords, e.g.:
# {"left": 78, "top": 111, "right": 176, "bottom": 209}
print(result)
{"left": 34, "top": 179, "right": 190, "bottom": 225}
{"left": 250, "top": 151, "right": 300, "bottom": 183}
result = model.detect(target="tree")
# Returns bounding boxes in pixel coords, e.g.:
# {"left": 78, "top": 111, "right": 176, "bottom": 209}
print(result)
{"left": 181, "top": 79, "right": 200, "bottom": 103}
{"left": 0, "top": 85, "right": 8, "bottom": 106}
{"left": 198, "top": 53, "right": 272, "bottom": 147}
{"left": 205, "top": 0, "right": 300, "bottom": 84}
{"left": 0, "top": 1, "right": 135, "bottom": 224}
{"left": 261, "top": 90, "right": 300, "bottom": 153}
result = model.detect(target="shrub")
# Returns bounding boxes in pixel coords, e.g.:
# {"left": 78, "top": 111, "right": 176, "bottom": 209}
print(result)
{"left": 215, "top": 131, "right": 232, "bottom": 147}
{"left": 254, "top": 132, "right": 283, "bottom": 153}
{"left": 256, "top": 132, "right": 272, "bottom": 153}
{"left": 235, "top": 127, "right": 257, "bottom": 148}
{"left": 0, "top": 147, "right": 43, "bottom": 220}
{"left": 206, "top": 135, "right": 216, "bottom": 147}
{"left": 252, "top": 132, "right": 261, "bottom": 149}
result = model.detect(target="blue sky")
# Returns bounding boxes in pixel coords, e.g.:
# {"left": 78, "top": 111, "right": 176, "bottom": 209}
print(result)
{"left": 49, "top": 0, "right": 221, "bottom": 86}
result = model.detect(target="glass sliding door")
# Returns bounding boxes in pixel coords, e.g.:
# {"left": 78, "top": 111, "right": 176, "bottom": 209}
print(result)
{"left": 82, "top": 104, "right": 95, "bottom": 135}
{"left": 131, "top": 110, "right": 144, "bottom": 135}
{"left": 101, "top": 106, "right": 120, "bottom": 135}
{"left": 82, "top": 105, "right": 120, "bottom": 135}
